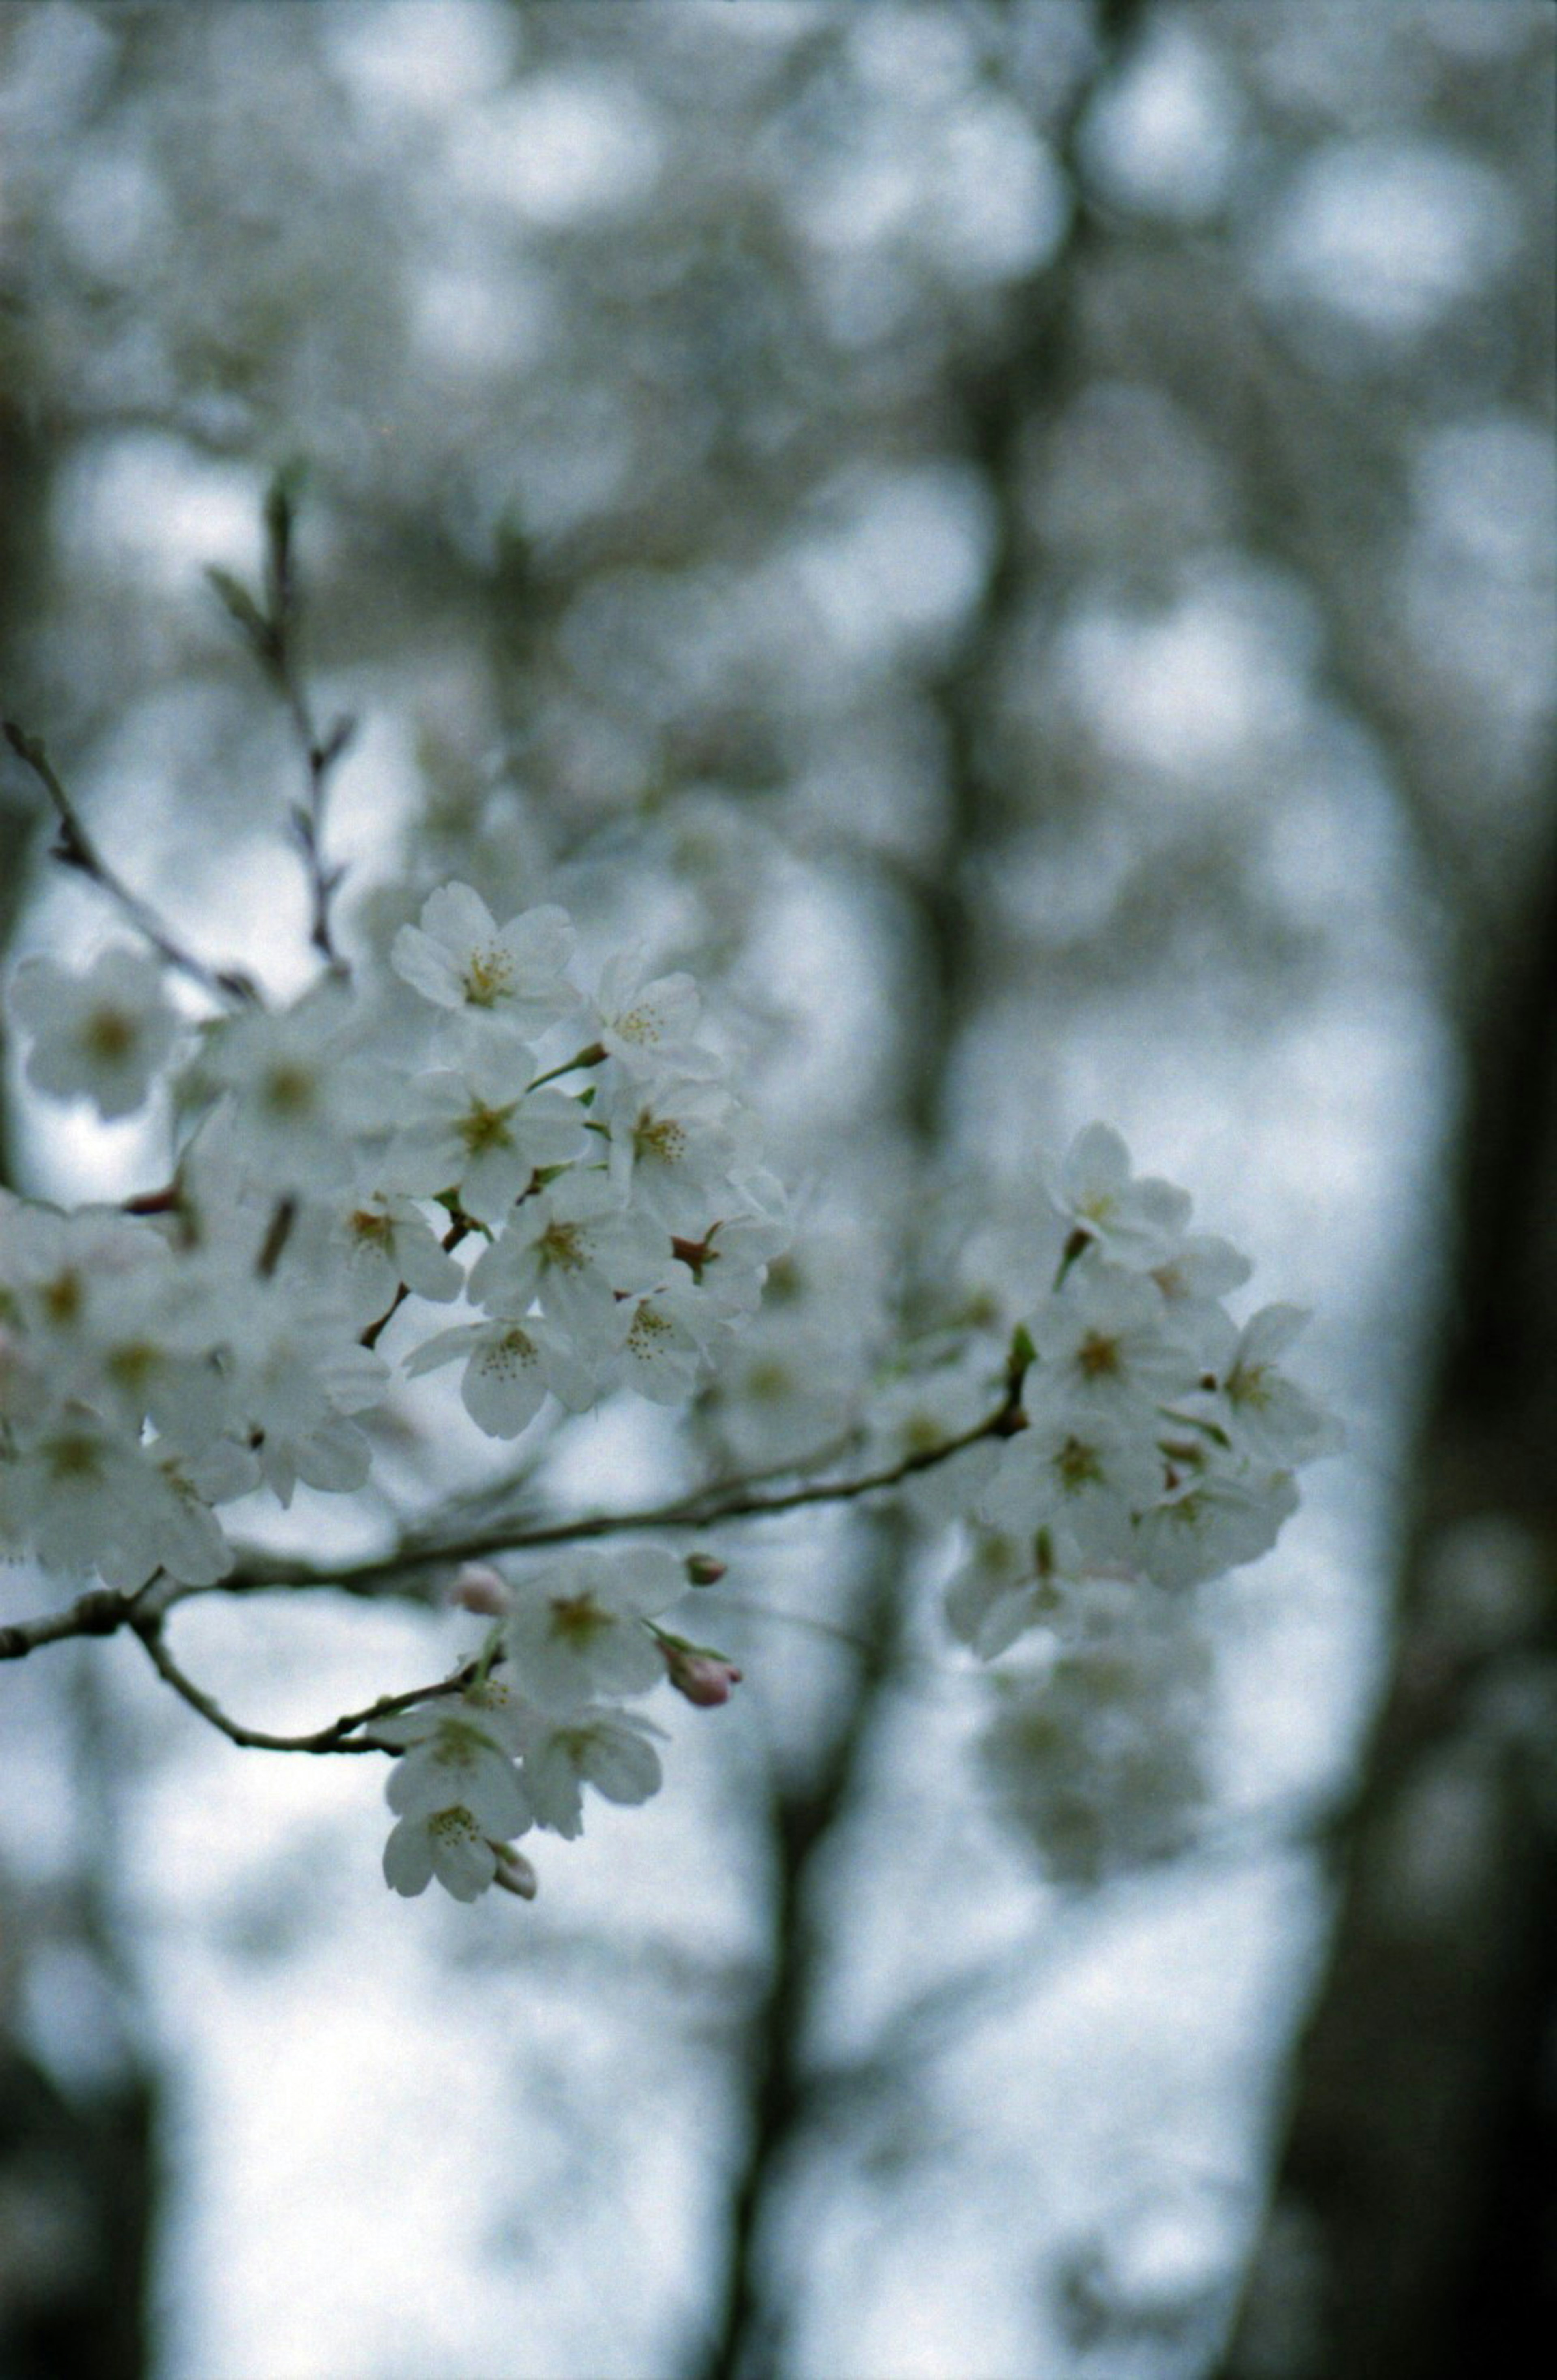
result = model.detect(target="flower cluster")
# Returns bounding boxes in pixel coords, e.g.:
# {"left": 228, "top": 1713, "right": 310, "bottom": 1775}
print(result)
{"left": 944, "top": 1124, "right": 1338, "bottom": 1665}
{"left": 0, "top": 885, "right": 785, "bottom": 1590}
{"left": 2, "top": 853, "right": 1339, "bottom": 1913}
{"left": 377, "top": 1546, "right": 718, "bottom": 1902}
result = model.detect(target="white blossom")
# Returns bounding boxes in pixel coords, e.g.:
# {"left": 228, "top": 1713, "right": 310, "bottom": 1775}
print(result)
{"left": 1044, "top": 1123, "right": 1194, "bottom": 1265}
{"left": 328, "top": 1192, "right": 465, "bottom": 1331}
{"left": 583, "top": 953, "right": 722, "bottom": 1082}
{"left": 515, "top": 1703, "right": 668, "bottom": 1840}
{"left": 979, "top": 1615, "right": 1215, "bottom": 1884}
{"left": 1133, "top": 1463, "right": 1300, "bottom": 1592}
{"left": 1030, "top": 1259, "right": 1200, "bottom": 1427}
{"left": 392, "top": 882, "right": 576, "bottom": 1031}
{"left": 502, "top": 1546, "right": 686, "bottom": 1713}
{"left": 404, "top": 1312, "right": 595, "bottom": 1438}
{"left": 602, "top": 1073, "right": 746, "bottom": 1236}
{"left": 1201, "top": 1303, "right": 1344, "bottom": 1467}
{"left": 979, "top": 1398, "right": 1165, "bottom": 1560}
{"left": 8, "top": 946, "right": 178, "bottom": 1120}
{"left": 194, "top": 983, "right": 382, "bottom": 1193}
{"left": 466, "top": 1169, "right": 664, "bottom": 1342}
{"left": 391, "top": 1044, "right": 588, "bottom": 1226}
{"left": 614, "top": 1269, "right": 727, "bottom": 1404}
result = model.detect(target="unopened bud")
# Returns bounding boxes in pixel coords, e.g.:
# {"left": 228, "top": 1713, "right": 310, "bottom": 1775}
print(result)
{"left": 450, "top": 1564, "right": 510, "bottom": 1617}
{"left": 493, "top": 1846, "right": 539, "bottom": 1900}
{"left": 685, "top": 1553, "right": 726, "bottom": 1587}
{"left": 661, "top": 1637, "right": 743, "bottom": 1707}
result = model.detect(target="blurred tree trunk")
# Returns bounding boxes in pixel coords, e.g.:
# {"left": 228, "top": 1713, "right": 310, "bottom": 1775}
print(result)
{"left": 691, "top": 11, "right": 1154, "bottom": 2374}
{"left": 1225, "top": 766, "right": 1557, "bottom": 2378}
{"left": 0, "top": 385, "right": 158, "bottom": 2380}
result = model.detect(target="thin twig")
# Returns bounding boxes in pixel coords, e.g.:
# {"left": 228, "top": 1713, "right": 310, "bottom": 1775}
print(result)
{"left": 220, "top": 1386, "right": 1025, "bottom": 1598}
{"left": 2, "top": 722, "right": 257, "bottom": 1006}
{"left": 219, "top": 473, "right": 355, "bottom": 971}
{"left": 129, "top": 1613, "right": 472, "bottom": 1755}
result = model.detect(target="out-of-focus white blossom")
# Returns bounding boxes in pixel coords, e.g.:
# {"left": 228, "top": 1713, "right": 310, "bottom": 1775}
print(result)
{"left": 9, "top": 946, "right": 178, "bottom": 1120}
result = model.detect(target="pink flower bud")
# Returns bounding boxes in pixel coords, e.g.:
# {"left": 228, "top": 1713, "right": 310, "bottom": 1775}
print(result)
{"left": 684, "top": 1553, "right": 727, "bottom": 1587}
{"left": 449, "top": 1564, "right": 510, "bottom": 1617}
{"left": 662, "top": 1642, "right": 743, "bottom": 1707}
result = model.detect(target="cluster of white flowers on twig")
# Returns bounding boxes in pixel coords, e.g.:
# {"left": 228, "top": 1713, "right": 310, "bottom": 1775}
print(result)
{"left": 0, "top": 487, "right": 1340, "bottom": 1907}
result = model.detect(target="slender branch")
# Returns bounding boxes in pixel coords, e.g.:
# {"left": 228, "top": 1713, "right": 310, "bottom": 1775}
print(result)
{"left": 210, "top": 473, "right": 354, "bottom": 972}
{"left": 221, "top": 1385, "right": 1026, "bottom": 1597}
{"left": 0, "top": 1585, "right": 135, "bottom": 1662}
{"left": 129, "top": 1613, "right": 472, "bottom": 1755}
{"left": 2, "top": 721, "right": 257, "bottom": 1006}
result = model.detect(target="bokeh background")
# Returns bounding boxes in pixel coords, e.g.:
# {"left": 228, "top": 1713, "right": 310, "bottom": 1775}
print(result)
{"left": 0, "top": 5, "right": 1553, "bottom": 2377}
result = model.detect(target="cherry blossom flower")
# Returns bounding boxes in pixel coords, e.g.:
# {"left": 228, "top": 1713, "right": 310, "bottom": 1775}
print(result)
{"left": 515, "top": 1703, "right": 668, "bottom": 1840}
{"left": 391, "top": 1044, "right": 588, "bottom": 1226}
{"left": 391, "top": 882, "right": 576, "bottom": 1032}
{"left": 614, "top": 1268, "right": 727, "bottom": 1403}
{"left": 8, "top": 946, "right": 178, "bottom": 1121}
{"left": 379, "top": 1697, "right": 534, "bottom": 1901}
{"left": 404, "top": 1311, "right": 595, "bottom": 1437}
{"left": 602, "top": 1074, "right": 746, "bottom": 1236}
{"left": 979, "top": 1401, "right": 1164, "bottom": 1560}
{"left": 1044, "top": 1123, "right": 1193, "bottom": 1266}
{"left": 946, "top": 1523, "right": 1099, "bottom": 1659}
{"left": 221, "top": 1294, "right": 389, "bottom": 1505}
{"left": 327, "top": 1192, "right": 465, "bottom": 1330}
{"left": 1030, "top": 1260, "right": 1200, "bottom": 1427}
{"left": 195, "top": 983, "right": 382, "bottom": 1193}
{"left": 501, "top": 1546, "right": 686, "bottom": 1713}
{"left": 1201, "top": 1303, "right": 1345, "bottom": 1467}
{"left": 978, "top": 1615, "right": 1215, "bottom": 1884}
{"left": 583, "top": 953, "right": 722, "bottom": 1083}
{"left": 1133, "top": 1463, "right": 1300, "bottom": 1592}
{"left": 466, "top": 1169, "right": 664, "bottom": 1341}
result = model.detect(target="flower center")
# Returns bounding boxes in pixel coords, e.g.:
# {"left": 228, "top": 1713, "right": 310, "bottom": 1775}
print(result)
{"left": 262, "top": 1062, "right": 317, "bottom": 1118}
{"left": 540, "top": 1222, "right": 586, "bottom": 1272}
{"left": 1076, "top": 1331, "right": 1122, "bottom": 1380}
{"left": 85, "top": 1007, "right": 135, "bottom": 1062}
{"left": 634, "top": 1112, "right": 686, "bottom": 1166}
{"left": 462, "top": 947, "right": 514, "bottom": 1007}
{"left": 459, "top": 1099, "right": 516, "bottom": 1156}
{"left": 549, "top": 1594, "right": 611, "bottom": 1648}
{"left": 1055, "top": 1436, "right": 1104, "bottom": 1490}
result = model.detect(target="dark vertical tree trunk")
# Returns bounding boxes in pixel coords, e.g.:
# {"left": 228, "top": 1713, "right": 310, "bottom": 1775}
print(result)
{"left": 1224, "top": 773, "right": 1557, "bottom": 2378}
{"left": 0, "top": 387, "right": 159, "bottom": 2380}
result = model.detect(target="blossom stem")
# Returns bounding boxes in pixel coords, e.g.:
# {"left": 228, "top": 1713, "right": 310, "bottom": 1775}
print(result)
{"left": 528, "top": 1043, "right": 608, "bottom": 1090}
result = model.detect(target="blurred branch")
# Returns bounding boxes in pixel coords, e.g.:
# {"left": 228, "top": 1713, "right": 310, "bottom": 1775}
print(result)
{"left": 1, "top": 720, "right": 259, "bottom": 1007}
{"left": 214, "top": 1380, "right": 1024, "bottom": 1598}
{"left": 209, "top": 470, "right": 355, "bottom": 972}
